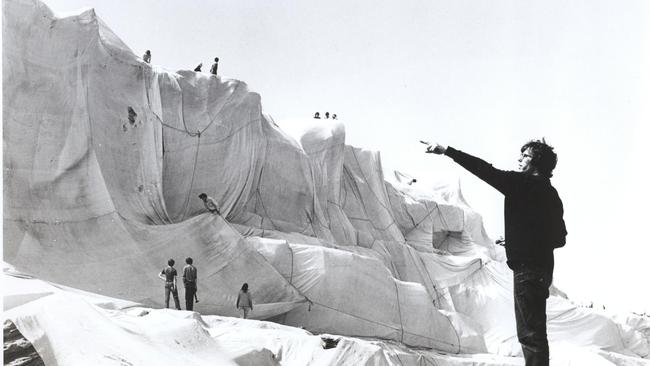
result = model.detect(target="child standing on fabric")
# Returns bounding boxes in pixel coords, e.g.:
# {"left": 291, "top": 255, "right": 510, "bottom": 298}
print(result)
{"left": 236, "top": 283, "right": 253, "bottom": 319}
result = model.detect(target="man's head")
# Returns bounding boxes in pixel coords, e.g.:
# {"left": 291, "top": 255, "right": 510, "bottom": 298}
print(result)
{"left": 145, "top": 50, "right": 150, "bottom": 54}
{"left": 186, "top": 257, "right": 193, "bottom": 265}
{"left": 518, "top": 139, "right": 558, "bottom": 178}
{"left": 198, "top": 193, "right": 207, "bottom": 201}
{"left": 215, "top": 57, "right": 219, "bottom": 62}
{"left": 168, "top": 258, "right": 175, "bottom": 266}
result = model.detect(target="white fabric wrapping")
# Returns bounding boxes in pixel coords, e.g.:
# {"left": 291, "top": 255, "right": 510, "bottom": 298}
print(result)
{"left": 3, "top": 0, "right": 649, "bottom": 363}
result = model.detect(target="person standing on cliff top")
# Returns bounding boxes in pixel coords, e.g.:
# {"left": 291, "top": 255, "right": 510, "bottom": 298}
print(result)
{"left": 198, "top": 193, "right": 220, "bottom": 215}
{"left": 210, "top": 57, "right": 219, "bottom": 75}
{"left": 426, "top": 139, "right": 567, "bottom": 366}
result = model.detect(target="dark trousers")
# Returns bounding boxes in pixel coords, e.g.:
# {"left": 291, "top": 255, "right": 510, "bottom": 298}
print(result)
{"left": 164, "top": 282, "right": 181, "bottom": 310}
{"left": 513, "top": 267, "right": 553, "bottom": 366}
{"left": 184, "top": 284, "right": 196, "bottom": 311}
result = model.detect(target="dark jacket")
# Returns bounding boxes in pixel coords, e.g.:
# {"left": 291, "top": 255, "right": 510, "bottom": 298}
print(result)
{"left": 183, "top": 264, "right": 197, "bottom": 288}
{"left": 445, "top": 147, "right": 567, "bottom": 272}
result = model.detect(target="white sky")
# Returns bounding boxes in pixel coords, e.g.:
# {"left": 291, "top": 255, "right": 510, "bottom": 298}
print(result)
{"left": 41, "top": 0, "right": 650, "bottom": 313}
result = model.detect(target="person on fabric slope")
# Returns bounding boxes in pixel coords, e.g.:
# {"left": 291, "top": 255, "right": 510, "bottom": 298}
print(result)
{"left": 198, "top": 193, "right": 221, "bottom": 215}
{"left": 158, "top": 258, "right": 181, "bottom": 310}
{"left": 426, "top": 139, "right": 567, "bottom": 366}
{"left": 182, "top": 257, "right": 198, "bottom": 311}
{"left": 143, "top": 50, "right": 151, "bottom": 63}
{"left": 236, "top": 283, "right": 253, "bottom": 319}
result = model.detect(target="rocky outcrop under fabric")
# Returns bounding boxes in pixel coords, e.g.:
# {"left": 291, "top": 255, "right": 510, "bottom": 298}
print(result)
{"left": 3, "top": 0, "right": 649, "bottom": 362}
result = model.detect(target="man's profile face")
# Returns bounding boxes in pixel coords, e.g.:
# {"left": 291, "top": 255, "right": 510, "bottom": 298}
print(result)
{"left": 518, "top": 147, "right": 534, "bottom": 173}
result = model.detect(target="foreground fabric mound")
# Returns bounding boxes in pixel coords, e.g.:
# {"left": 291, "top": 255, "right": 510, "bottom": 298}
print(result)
{"left": 7, "top": 269, "right": 649, "bottom": 366}
{"left": 3, "top": 0, "right": 649, "bottom": 362}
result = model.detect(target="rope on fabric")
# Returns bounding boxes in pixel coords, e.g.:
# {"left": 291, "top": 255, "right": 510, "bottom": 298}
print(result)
{"left": 139, "top": 67, "right": 270, "bottom": 223}
{"left": 392, "top": 276, "right": 405, "bottom": 343}
{"left": 178, "top": 131, "right": 202, "bottom": 221}
{"left": 341, "top": 166, "right": 402, "bottom": 234}
{"left": 305, "top": 299, "right": 476, "bottom": 353}
{"left": 6, "top": 211, "right": 117, "bottom": 225}
{"left": 142, "top": 65, "right": 241, "bottom": 138}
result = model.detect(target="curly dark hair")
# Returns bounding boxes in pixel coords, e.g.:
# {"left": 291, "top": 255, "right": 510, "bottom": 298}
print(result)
{"left": 521, "top": 139, "right": 558, "bottom": 178}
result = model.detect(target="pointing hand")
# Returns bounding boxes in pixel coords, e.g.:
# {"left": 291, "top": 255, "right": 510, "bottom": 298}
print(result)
{"left": 425, "top": 143, "right": 447, "bottom": 154}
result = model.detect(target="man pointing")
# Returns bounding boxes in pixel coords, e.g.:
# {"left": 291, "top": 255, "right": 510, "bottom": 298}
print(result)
{"left": 427, "top": 140, "right": 567, "bottom": 366}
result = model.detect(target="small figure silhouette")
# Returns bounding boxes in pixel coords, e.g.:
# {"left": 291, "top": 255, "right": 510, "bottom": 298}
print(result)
{"left": 314, "top": 112, "right": 321, "bottom": 119}
{"left": 194, "top": 63, "right": 203, "bottom": 72}
{"left": 143, "top": 50, "right": 151, "bottom": 63}
{"left": 210, "top": 57, "right": 219, "bottom": 75}
{"left": 325, "top": 112, "right": 330, "bottom": 119}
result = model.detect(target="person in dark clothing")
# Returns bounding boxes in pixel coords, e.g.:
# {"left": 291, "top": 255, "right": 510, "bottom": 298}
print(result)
{"left": 210, "top": 57, "right": 219, "bottom": 75}
{"left": 426, "top": 140, "right": 567, "bottom": 366}
{"left": 183, "top": 257, "right": 198, "bottom": 311}
{"left": 158, "top": 258, "right": 181, "bottom": 310}
{"left": 143, "top": 50, "right": 151, "bottom": 64}
{"left": 194, "top": 63, "right": 203, "bottom": 72}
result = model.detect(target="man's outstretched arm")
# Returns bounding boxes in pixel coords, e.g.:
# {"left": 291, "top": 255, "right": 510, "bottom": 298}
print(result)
{"left": 426, "top": 143, "right": 514, "bottom": 194}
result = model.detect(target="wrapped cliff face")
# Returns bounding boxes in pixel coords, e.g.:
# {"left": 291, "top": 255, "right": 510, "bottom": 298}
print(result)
{"left": 3, "top": 0, "right": 649, "bottom": 362}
